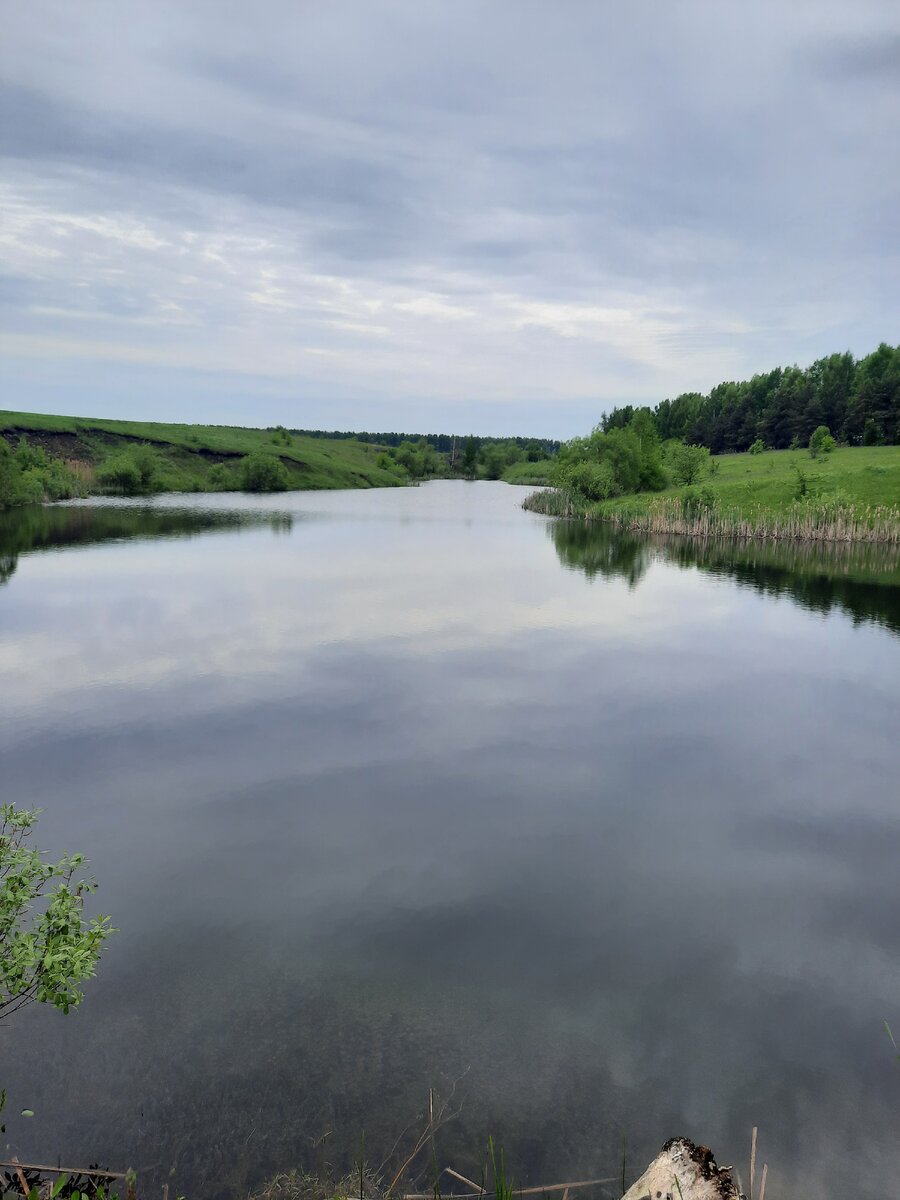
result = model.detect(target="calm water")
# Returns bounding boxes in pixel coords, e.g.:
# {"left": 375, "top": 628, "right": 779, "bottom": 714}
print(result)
{"left": 1, "top": 482, "right": 899, "bottom": 1199}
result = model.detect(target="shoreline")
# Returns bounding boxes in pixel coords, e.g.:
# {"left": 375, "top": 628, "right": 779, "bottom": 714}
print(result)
{"left": 523, "top": 488, "right": 900, "bottom": 546}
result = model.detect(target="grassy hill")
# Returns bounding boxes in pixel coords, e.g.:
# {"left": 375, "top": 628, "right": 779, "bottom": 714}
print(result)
{"left": 0, "top": 409, "right": 405, "bottom": 494}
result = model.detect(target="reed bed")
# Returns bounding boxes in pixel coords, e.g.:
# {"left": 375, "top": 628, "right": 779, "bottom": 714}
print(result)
{"left": 524, "top": 488, "right": 900, "bottom": 545}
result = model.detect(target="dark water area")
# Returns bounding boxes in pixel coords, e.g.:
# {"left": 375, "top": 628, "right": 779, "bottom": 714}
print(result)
{"left": 1, "top": 483, "right": 899, "bottom": 1199}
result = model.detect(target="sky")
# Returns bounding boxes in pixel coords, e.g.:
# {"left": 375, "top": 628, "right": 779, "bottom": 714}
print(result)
{"left": 1, "top": 1, "right": 898, "bottom": 438}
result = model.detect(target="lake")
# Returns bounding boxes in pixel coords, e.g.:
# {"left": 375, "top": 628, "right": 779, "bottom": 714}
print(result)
{"left": 1, "top": 482, "right": 899, "bottom": 1199}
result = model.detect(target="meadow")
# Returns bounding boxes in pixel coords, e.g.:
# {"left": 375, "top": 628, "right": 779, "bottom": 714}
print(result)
{"left": 525, "top": 444, "right": 900, "bottom": 543}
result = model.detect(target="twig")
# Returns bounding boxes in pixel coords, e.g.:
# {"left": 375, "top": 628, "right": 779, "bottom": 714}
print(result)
{"left": 0, "top": 1160, "right": 126, "bottom": 1179}
{"left": 402, "top": 1176, "right": 617, "bottom": 1199}
{"left": 445, "top": 1169, "right": 483, "bottom": 1192}
{"left": 11, "top": 1158, "right": 29, "bottom": 1198}
{"left": 749, "top": 1127, "right": 757, "bottom": 1200}
{"left": 385, "top": 1083, "right": 464, "bottom": 1196}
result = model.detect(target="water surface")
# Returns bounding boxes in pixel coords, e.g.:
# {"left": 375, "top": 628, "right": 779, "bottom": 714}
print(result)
{"left": 1, "top": 483, "right": 898, "bottom": 1198}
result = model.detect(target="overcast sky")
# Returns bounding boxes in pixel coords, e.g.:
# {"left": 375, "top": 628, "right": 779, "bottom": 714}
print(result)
{"left": 1, "top": 1, "right": 898, "bottom": 437}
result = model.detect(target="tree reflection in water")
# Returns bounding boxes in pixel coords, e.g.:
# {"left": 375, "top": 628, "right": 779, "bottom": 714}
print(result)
{"left": 550, "top": 518, "right": 900, "bottom": 636}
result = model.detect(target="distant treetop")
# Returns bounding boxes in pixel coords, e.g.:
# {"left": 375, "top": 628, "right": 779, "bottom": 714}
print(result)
{"left": 599, "top": 342, "right": 899, "bottom": 452}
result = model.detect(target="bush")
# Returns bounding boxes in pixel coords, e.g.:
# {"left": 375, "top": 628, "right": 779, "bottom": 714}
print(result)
{"left": 129, "top": 444, "right": 159, "bottom": 491}
{"left": 96, "top": 454, "right": 143, "bottom": 495}
{"left": 0, "top": 441, "right": 27, "bottom": 509}
{"left": 1, "top": 440, "right": 86, "bottom": 506}
{"left": 565, "top": 460, "right": 619, "bottom": 501}
{"left": 668, "top": 442, "right": 710, "bottom": 485}
{"left": 95, "top": 445, "right": 159, "bottom": 495}
{"left": 792, "top": 463, "right": 810, "bottom": 499}
{"left": 240, "top": 452, "right": 290, "bottom": 492}
{"left": 680, "top": 486, "right": 717, "bottom": 520}
{"left": 552, "top": 417, "right": 666, "bottom": 499}
{"left": 14, "top": 439, "right": 49, "bottom": 472}
{"left": 46, "top": 460, "right": 83, "bottom": 500}
{"left": 808, "top": 425, "right": 835, "bottom": 458}
{"left": 749, "top": 438, "right": 765, "bottom": 455}
{"left": 1, "top": 802, "right": 114, "bottom": 1020}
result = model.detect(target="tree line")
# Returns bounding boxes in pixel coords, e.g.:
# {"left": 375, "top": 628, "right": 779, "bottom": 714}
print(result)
{"left": 284, "top": 428, "right": 561, "bottom": 456}
{"left": 384, "top": 434, "right": 552, "bottom": 480}
{"left": 601, "top": 342, "right": 900, "bottom": 452}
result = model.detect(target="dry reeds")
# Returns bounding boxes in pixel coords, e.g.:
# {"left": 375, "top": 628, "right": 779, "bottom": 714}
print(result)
{"left": 524, "top": 488, "right": 900, "bottom": 546}
{"left": 609, "top": 496, "right": 900, "bottom": 544}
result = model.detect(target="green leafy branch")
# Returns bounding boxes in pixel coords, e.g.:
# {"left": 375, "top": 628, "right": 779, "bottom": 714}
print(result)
{"left": 0, "top": 803, "right": 115, "bottom": 1023}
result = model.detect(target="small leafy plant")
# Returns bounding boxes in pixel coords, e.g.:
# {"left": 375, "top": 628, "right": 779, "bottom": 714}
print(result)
{"left": 1, "top": 803, "right": 115, "bottom": 1022}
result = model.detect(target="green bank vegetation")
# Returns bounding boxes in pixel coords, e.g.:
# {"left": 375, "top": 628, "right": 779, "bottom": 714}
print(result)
{"left": 524, "top": 341, "right": 900, "bottom": 543}
{"left": 526, "top": 429, "right": 900, "bottom": 543}
{"left": 0, "top": 411, "right": 411, "bottom": 507}
{"left": 0, "top": 412, "right": 557, "bottom": 510}
{"left": 0, "top": 802, "right": 118, "bottom": 1197}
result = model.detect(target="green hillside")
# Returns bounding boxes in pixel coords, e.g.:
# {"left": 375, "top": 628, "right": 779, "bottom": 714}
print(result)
{"left": 0, "top": 410, "right": 405, "bottom": 500}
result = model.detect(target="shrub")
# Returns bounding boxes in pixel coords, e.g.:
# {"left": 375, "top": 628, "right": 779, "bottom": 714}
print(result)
{"left": 808, "top": 425, "right": 835, "bottom": 458}
{"left": 749, "top": 438, "right": 765, "bottom": 455}
{"left": 239, "top": 451, "right": 290, "bottom": 492}
{"left": 565, "top": 460, "right": 619, "bottom": 501}
{"left": 0, "top": 440, "right": 28, "bottom": 509}
{"left": 792, "top": 463, "right": 810, "bottom": 499}
{"left": 14, "top": 439, "right": 49, "bottom": 472}
{"left": 1, "top": 440, "right": 87, "bottom": 506}
{"left": 1, "top": 802, "right": 114, "bottom": 1020}
{"left": 96, "top": 454, "right": 142, "bottom": 495}
{"left": 668, "top": 442, "right": 710, "bottom": 485}
{"left": 44, "top": 459, "right": 83, "bottom": 500}
{"left": 129, "top": 444, "right": 159, "bottom": 491}
{"left": 95, "top": 445, "right": 159, "bottom": 495}
{"left": 680, "top": 486, "right": 717, "bottom": 520}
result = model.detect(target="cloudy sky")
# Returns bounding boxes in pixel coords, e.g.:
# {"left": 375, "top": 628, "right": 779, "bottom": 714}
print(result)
{"left": 1, "top": 1, "right": 897, "bottom": 437}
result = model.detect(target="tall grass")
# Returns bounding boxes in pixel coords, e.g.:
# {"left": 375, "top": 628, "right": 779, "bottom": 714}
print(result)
{"left": 524, "top": 488, "right": 900, "bottom": 545}
{"left": 487, "top": 1138, "right": 515, "bottom": 1200}
{"left": 609, "top": 495, "right": 900, "bottom": 543}
{"left": 522, "top": 489, "right": 582, "bottom": 518}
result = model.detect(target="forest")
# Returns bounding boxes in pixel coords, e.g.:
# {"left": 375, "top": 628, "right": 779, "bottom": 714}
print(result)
{"left": 600, "top": 342, "right": 900, "bottom": 452}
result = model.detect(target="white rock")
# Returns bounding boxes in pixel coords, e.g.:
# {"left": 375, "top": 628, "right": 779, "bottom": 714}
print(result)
{"left": 621, "top": 1138, "right": 741, "bottom": 1200}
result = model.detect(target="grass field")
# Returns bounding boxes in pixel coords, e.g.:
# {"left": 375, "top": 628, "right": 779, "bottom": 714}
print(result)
{"left": 525, "top": 445, "right": 900, "bottom": 543}
{"left": 0, "top": 409, "right": 404, "bottom": 493}
{"left": 501, "top": 459, "right": 554, "bottom": 485}
{"left": 615, "top": 444, "right": 899, "bottom": 513}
